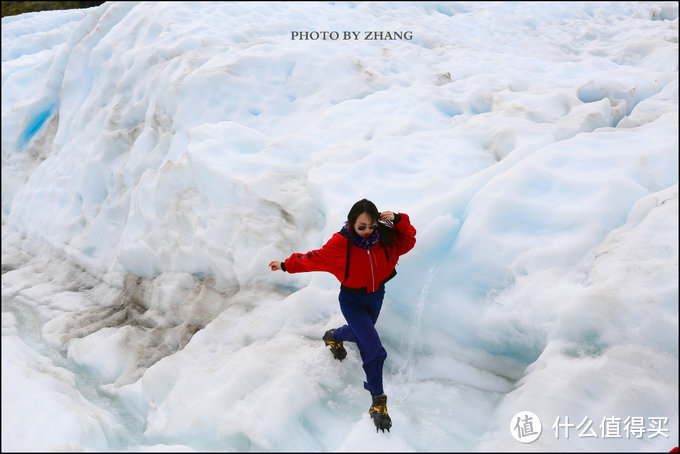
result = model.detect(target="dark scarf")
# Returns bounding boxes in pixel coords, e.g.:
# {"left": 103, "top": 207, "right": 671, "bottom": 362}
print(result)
{"left": 340, "top": 222, "right": 380, "bottom": 249}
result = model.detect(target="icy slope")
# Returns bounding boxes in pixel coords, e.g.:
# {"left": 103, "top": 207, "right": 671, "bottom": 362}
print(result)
{"left": 2, "top": 2, "right": 678, "bottom": 451}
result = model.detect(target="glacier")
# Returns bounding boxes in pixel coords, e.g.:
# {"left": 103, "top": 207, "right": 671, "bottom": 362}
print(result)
{"left": 2, "top": 1, "right": 678, "bottom": 451}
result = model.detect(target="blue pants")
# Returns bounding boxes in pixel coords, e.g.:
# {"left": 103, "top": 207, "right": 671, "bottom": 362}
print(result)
{"left": 333, "top": 285, "right": 387, "bottom": 396}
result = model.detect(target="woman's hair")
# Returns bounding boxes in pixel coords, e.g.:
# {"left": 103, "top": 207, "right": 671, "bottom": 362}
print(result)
{"left": 347, "top": 198, "right": 394, "bottom": 247}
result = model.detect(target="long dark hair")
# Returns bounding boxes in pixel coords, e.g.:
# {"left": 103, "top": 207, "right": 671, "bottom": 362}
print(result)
{"left": 346, "top": 198, "right": 394, "bottom": 248}
{"left": 342, "top": 199, "right": 397, "bottom": 283}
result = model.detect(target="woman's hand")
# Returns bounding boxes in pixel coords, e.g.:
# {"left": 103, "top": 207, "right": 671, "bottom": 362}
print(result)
{"left": 269, "top": 261, "right": 283, "bottom": 271}
{"left": 379, "top": 211, "right": 395, "bottom": 222}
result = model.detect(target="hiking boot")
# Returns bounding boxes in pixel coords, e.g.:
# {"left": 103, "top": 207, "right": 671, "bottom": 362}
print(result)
{"left": 322, "top": 329, "right": 347, "bottom": 360}
{"left": 369, "top": 393, "right": 392, "bottom": 433}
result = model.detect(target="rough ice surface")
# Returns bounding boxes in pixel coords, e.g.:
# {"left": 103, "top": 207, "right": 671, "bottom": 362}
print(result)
{"left": 2, "top": 1, "right": 678, "bottom": 451}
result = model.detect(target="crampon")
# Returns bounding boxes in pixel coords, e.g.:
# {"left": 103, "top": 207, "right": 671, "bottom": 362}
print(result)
{"left": 322, "top": 329, "right": 347, "bottom": 361}
{"left": 369, "top": 393, "right": 392, "bottom": 433}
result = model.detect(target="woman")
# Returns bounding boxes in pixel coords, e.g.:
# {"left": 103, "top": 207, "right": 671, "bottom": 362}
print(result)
{"left": 269, "top": 199, "right": 416, "bottom": 432}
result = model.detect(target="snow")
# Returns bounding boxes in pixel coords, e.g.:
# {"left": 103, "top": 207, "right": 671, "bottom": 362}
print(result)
{"left": 2, "top": 1, "right": 678, "bottom": 451}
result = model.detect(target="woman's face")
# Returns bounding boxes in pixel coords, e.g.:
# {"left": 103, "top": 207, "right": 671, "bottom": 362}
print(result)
{"left": 354, "top": 212, "right": 378, "bottom": 238}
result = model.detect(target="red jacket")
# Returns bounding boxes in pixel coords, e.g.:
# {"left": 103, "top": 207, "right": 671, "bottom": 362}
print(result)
{"left": 284, "top": 213, "right": 416, "bottom": 293}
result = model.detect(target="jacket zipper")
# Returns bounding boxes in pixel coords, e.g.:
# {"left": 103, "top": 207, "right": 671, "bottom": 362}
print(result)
{"left": 367, "top": 249, "right": 375, "bottom": 292}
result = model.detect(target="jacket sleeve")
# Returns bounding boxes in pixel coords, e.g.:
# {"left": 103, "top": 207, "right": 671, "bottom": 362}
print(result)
{"left": 392, "top": 212, "right": 416, "bottom": 257}
{"left": 283, "top": 233, "right": 346, "bottom": 275}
